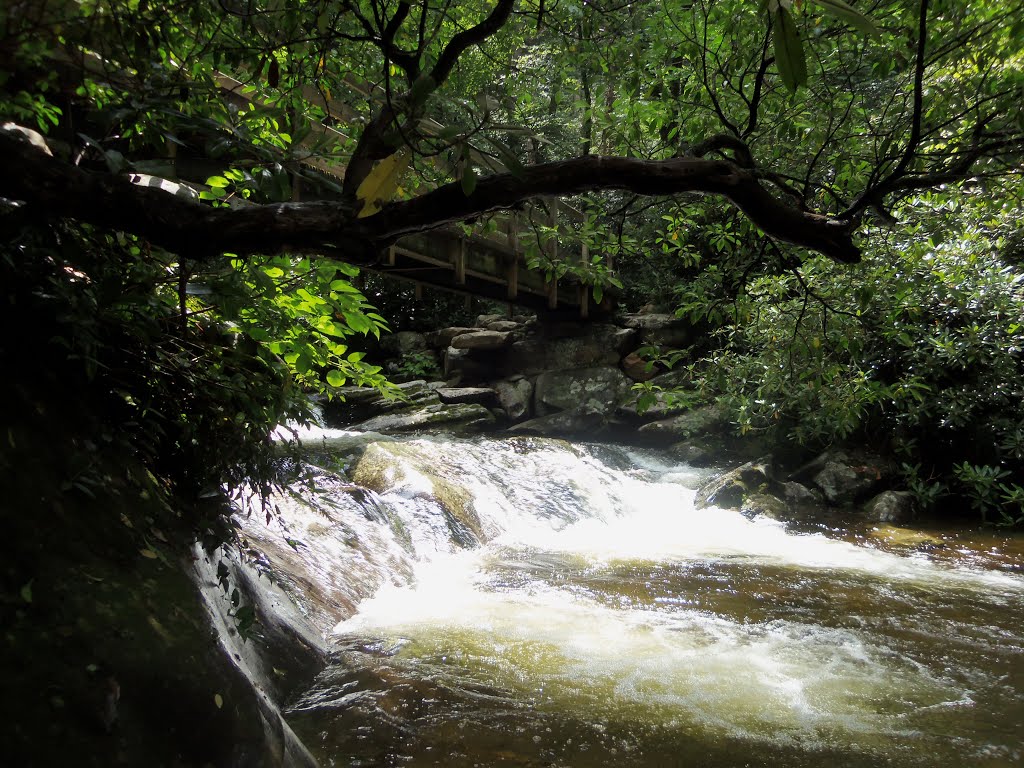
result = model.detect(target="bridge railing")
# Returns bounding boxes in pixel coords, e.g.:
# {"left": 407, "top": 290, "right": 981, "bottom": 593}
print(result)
{"left": 70, "top": 48, "right": 610, "bottom": 314}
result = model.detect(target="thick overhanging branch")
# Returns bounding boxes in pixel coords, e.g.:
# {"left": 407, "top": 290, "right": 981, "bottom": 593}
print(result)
{"left": 372, "top": 156, "right": 860, "bottom": 262}
{"left": 0, "top": 131, "right": 860, "bottom": 264}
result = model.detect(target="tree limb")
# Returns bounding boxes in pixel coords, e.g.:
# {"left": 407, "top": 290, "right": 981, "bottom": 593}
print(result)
{"left": 0, "top": 131, "right": 860, "bottom": 264}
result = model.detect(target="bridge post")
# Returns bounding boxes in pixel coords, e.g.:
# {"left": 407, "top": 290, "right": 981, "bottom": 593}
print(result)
{"left": 546, "top": 199, "right": 559, "bottom": 309}
{"left": 448, "top": 236, "right": 466, "bottom": 285}
{"left": 579, "top": 240, "right": 590, "bottom": 319}
{"left": 506, "top": 213, "right": 519, "bottom": 301}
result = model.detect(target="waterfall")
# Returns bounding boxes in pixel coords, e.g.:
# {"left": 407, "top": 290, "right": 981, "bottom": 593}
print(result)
{"left": 240, "top": 430, "right": 1024, "bottom": 767}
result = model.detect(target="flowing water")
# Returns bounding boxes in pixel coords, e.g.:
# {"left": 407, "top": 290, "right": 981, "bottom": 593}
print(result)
{"left": 255, "top": 432, "right": 1024, "bottom": 767}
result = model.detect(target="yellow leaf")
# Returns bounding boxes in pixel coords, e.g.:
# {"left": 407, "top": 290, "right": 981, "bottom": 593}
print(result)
{"left": 356, "top": 149, "right": 411, "bottom": 218}
{"left": 139, "top": 548, "right": 158, "bottom": 559}
{"left": 214, "top": 693, "right": 224, "bottom": 709}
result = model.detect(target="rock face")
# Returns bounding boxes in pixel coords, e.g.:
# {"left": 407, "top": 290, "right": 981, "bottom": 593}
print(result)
{"left": 534, "top": 366, "right": 632, "bottom": 416}
{"left": 801, "top": 450, "right": 890, "bottom": 504}
{"left": 494, "top": 377, "right": 534, "bottom": 421}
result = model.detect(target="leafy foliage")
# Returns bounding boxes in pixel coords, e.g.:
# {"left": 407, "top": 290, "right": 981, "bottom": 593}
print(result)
{"left": 661, "top": 195, "right": 1024, "bottom": 523}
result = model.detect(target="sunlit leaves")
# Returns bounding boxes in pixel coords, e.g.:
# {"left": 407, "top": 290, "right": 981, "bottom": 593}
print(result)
{"left": 356, "top": 148, "right": 411, "bottom": 217}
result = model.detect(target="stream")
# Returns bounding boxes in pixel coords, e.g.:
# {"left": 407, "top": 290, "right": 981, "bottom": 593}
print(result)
{"left": 247, "top": 432, "right": 1024, "bottom": 767}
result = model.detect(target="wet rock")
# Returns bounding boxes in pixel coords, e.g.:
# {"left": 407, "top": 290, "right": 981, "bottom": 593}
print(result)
{"left": 863, "top": 490, "right": 916, "bottom": 523}
{"left": 351, "top": 442, "right": 484, "bottom": 547}
{"left": 868, "top": 524, "right": 943, "bottom": 550}
{"left": 507, "top": 408, "right": 606, "bottom": 437}
{"left": 637, "top": 404, "right": 727, "bottom": 443}
{"left": 494, "top": 377, "right": 534, "bottom": 421}
{"left": 534, "top": 366, "right": 632, "bottom": 416}
{"left": 695, "top": 457, "right": 772, "bottom": 509}
{"left": 780, "top": 480, "right": 821, "bottom": 507}
{"left": 667, "top": 439, "right": 714, "bottom": 466}
{"left": 740, "top": 492, "right": 789, "bottom": 521}
{"left": 352, "top": 402, "right": 496, "bottom": 433}
{"left": 321, "top": 380, "right": 439, "bottom": 426}
{"left": 450, "top": 330, "right": 512, "bottom": 350}
{"left": 475, "top": 313, "right": 504, "bottom": 326}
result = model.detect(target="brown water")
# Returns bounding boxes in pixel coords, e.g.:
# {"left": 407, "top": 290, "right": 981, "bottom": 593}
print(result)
{"left": 276, "top": 436, "right": 1024, "bottom": 767}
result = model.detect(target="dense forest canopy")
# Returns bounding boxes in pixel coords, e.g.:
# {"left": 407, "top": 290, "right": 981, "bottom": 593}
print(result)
{"left": 3, "top": 0, "right": 1021, "bottom": 261}
{"left": 2, "top": 0, "right": 1023, "bottom": 522}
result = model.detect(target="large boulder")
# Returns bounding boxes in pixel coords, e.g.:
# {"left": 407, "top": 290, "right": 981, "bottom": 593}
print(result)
{"left": 352, "top": 442, "right": 485, "bottom": 547}
{"left": 485, "top": 320, "right": 521, "bottom": 332}
{"left": 508, "top": 408, "right": 607, "bottom": 437}
{"left": 695, "top": 457, "right": 772, "bottom": 509}
{"left": 426, "top": 326, "right": 476, "bottom": 348}
{"left": 740, "top": 492, "right": 790, "bottom": 521}
{"left": 436, "top": 386, "right": 499, "bottom": 406}
{"left": 534, "top": 366, "right": 632, "bottom": 416}
{"left": 863, "top": 490, "right": 916, "bottom": 524}
{"left": 616, "top": 389, "right": 694, "bottom": 422}
{"left": 637, "top": 404, "right": 727, "bottom": 442}
{"left": 501, "top": 324, "right": 636, "bottom": 375}
{"left": 320, "top": 380, "right": 439, "bottom": 426}
{"left": 494, "top": 377, "right": 534, "bottom": 421}
{"left": 450, "top": 330, "right": 512, "bottom": 350}
{"left": 794, "top": 449, "right": 893, "bottom": 505}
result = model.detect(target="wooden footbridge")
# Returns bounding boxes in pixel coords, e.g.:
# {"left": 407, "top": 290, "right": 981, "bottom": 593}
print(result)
{"left": 155, "top": 66, "right": 606, "bottom": 316}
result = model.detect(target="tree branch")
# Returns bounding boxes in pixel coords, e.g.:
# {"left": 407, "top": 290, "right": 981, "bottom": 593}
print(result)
{"left": 0, "top": 130, "right": 860, "bottom": 264}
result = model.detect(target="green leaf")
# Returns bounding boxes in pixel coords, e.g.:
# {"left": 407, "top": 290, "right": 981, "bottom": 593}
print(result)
{"left": 326, "top": 370, "right": 346, "bottom": 387}
{"left": 461, "top": 165, "right": 477, "bottom": 196}
{"left": 773, "top": 6, "right": 807, "bottom": 93}
{"left": 811, "top": 0, "right": 879, "bottom": 37}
